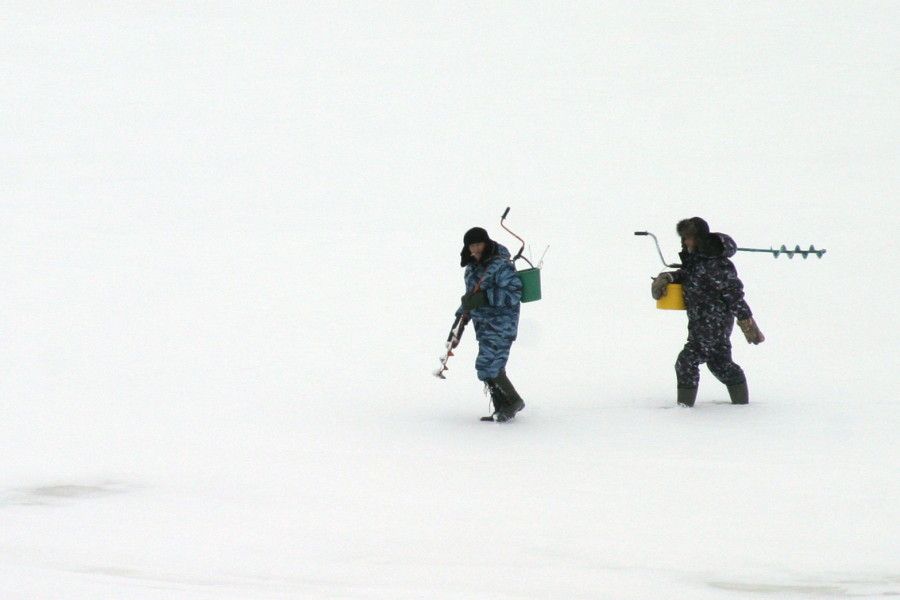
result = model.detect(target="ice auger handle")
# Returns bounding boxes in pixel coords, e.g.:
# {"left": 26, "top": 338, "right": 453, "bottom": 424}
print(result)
{"left": 634, "top": 230, "right": 680, "bottom": 268}
{"left": 500, "top": 207, "right": 534, "bottom": 268}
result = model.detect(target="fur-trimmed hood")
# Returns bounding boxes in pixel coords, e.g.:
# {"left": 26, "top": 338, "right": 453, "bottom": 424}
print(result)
{"left": 698, "top": 232, "right": 738, "bottom": 258}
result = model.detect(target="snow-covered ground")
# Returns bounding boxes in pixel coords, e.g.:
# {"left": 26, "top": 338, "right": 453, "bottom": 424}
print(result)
{"left": 1, "top": 399, "right": 897, "bottom": 599}
{"left": 2, "top": 3, "right": 897, "bottom": 598}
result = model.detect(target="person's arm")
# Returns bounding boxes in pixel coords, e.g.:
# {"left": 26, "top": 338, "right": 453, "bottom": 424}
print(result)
{"left": 717, "top": 261, "right": 752, "bottom": 321}
{"left": 717, "top": 261, "right": 764, "bottom": 344}
{"left": 482, "top": 260, "right": 522, "bottom": 307}
{"left": 652, "top": 270, "right": 683, "bottom": 299}
{"left": 456, "top": 268, "right": 475, "bottom": 316}
{"left": 668, "top": 267, "right": 687, "bottom": 284}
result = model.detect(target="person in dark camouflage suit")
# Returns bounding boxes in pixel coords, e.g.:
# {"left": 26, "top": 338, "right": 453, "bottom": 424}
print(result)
{"left": 456, "top": 227, "right": 525, "bottom": 422}
{"left": 651, "top": 217, "right": 765, "bottom": 407}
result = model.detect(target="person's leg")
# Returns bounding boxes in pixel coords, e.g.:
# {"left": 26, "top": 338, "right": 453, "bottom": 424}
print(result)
{"left": 675, "top": 341, "right": 703, "bottom": 406}
{"left": 726, "top": 381, "right": 749, "bottom": 404}
{"left": 476, "top": 332, "right": 521, "bottom": 419}
{"left": 485, "top": 379, "right": 509, "bottom": 414}
{"left": 476, "top": 337, "right": 510, "bottom": 383}
{"left": 706, "top": 334, "right": 749, "bottom": 404}
{"left": 707, "top": 356, "right": 746, "bottom": 386}
{"left": 491, "top": 370, "right": 524, "bottom": 421}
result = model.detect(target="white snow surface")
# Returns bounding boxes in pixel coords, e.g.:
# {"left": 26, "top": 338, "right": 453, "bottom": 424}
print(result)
{"left": 1, "top": 3, "right": 898, "bottom": 598}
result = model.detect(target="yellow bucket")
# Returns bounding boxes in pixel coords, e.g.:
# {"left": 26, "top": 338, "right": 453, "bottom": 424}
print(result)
{"left": 656, "top": 283, "right": 686, "bottom": 310}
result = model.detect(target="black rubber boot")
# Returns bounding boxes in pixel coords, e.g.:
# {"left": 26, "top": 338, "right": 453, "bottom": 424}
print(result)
{"left": 490, "top": 371, "right": 525, "bottom": 422}
{"left": 728, "top": 382, "right": 749, "bottom": 405}
{"left": 677, "top": 387, "right": 698, "bottom": 408}
{"left": 494, "top": 371, "right": 525, "bottom": 414}
{"left": 486, "top": 381, "right": 509, "bottom": 420}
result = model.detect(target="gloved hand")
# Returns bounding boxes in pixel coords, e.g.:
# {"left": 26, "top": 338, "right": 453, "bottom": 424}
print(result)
{"left": 460, "top": 291, "right": 488, "bottom": 311}
{"left": 738, "top": 317, "right": 765, "bottom": 345}
{"left": 651, "top": 273, "right": 674, "bottom": 300}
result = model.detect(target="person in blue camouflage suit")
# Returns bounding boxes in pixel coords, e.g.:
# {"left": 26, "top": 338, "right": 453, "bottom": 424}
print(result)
{"left": 651, "top": 217, "right": 765, "bottom": 407}
{"left": 456, "top": 227, "right": 525, "bottom": 422}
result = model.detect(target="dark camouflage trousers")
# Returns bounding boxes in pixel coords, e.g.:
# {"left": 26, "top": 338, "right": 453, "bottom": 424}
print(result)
{"left": 670, "top": 235, "right": 752, "bottom": 390}
{"left": 675, "top": 318, "right": 746, "bottom": 389}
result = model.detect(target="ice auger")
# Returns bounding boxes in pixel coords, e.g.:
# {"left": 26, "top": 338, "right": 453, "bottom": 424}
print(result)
{"left": 434, "top": 314, "right": 468, "bottom": 379}
{"left": 634, "top": 231, "right": 827, "bottom": 266}
{"left": 735, "top": 245, "right": 827, "bottom": 259}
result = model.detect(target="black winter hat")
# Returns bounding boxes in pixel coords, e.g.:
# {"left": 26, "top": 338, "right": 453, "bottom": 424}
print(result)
{"left": 676, "top": 217, "right": 710, "bottom": 239}
{"left": 460, "top": 227, "right": 494, "bottom": 267}
{"left": 463, "top": 227, "right": 490, "bottom": 246}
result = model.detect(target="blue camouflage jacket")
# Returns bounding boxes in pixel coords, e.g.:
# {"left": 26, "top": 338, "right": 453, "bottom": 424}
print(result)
{"left": 456, "top": 243, "right": 522, "bottom": 338}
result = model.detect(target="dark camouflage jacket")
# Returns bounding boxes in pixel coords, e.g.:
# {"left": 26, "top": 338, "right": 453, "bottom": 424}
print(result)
{"left": 671, "top": 233, "right": 752, "bottom": 331}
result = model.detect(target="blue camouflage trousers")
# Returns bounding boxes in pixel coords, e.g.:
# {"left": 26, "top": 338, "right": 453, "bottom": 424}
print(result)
{"left": 473, "top": 320, "right": 516, "bottom": 382}
{"left": 475, "top": 335, "right": 514, "bottom": 382}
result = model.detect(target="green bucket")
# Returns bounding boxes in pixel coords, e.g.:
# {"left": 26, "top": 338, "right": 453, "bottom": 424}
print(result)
{"left": 517, "top": 267, "right": 542, "bottom": 303}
